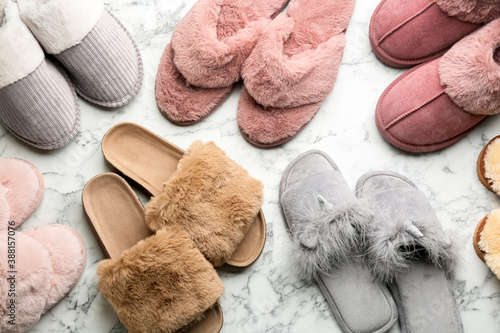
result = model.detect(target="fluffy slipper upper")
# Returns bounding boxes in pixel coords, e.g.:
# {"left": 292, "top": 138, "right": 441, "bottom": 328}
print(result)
{"left": 477, "top": 135, "right": 500, "bottom": 195}
{"left": 237, "top": 0, "right": 355, "bottom": 147}
{"left": 97, "top": 227, "right": 224, "bottom": 333}
{"left": 0, "top": 0, "right": 80, "bottom": 150}
{"left": 374, "top": 17, "right": 500, "bottom": 152}
{"left": 145, "top": 140, "right": 264, "bottom": 267}
{"left": 436, "top": 0, "right": 500, "bottom": 24}
{"left": 155, "top": 0, "right": 288, "bottom": 124}
{"left": 0, "top": 158, "right": 44, "bottom": 228}
{"left": 18, "top": 0, "right": 143, "bottom": 108}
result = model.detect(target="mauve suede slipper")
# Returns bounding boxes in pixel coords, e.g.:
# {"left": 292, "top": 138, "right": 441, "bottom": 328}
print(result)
{"left": 370, "top": 0, "right": 499, "bottom": 68}
{"left": 18, "top": 0, "right": 143, "bottom": 108}
{"left": 279, "top": 151, "right": 398, "bottom": 333}
{"left": 83, "top": 173, "right": 224, "bottom": 333}
{"left": 0, "top": 0, "right": 80, "bottom": 150}
{"left": 237, "top": 0, "right": 355, "bottom": 147}
{"left": 375, "top": 18, "right": 500, "bottom": 152}
{"left": 356, "top": 171, "right": 463, "bottom": 333}
{"left": 155, "top": 0, "right": 289, "bottom": 125}
{"left": 0, "top": 157, "right": 44, "bottom": 228}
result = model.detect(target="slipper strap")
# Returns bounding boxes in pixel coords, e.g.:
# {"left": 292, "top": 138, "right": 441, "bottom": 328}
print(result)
{"left": 97, "top": 227, "right": 224, "bottom": 333}
{"left": 439, "top": 18, "right": 500, "bottom": 115}
{"left": 436, "top": 0, "right": 500, "bottom": 24}
{"left": 365, "top": 188, "right": 457, "bottom": 283}
{"left": 145, "top": 140, "right": 263, "bottom": 267}
{"left": 281, "top": 171, "right": 374, "bottom": 280}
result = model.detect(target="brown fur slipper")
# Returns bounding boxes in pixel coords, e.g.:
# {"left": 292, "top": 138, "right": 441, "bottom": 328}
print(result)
{"left": 83, "top": 173, "right": 224, "bottom": 333}
{"left": 473, "top": 209, "right": 500, "bottom": 281}
{"left": 102, "top": 122, "right": 266, "bottom": 267}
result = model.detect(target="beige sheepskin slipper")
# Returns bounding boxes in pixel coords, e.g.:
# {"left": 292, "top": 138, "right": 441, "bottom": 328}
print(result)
{"left": 102, "top": 122, "right": 266, "bottom": 267}
{"left": 477, "top": 135, "right": 500, "bottom": 195}
{"left": 474, "top": 209, "right": 500, "bottom": 280}
{"left": 83, "top": 173, "right": 224, "bottom": 333}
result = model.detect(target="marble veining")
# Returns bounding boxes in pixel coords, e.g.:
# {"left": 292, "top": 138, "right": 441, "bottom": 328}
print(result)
{"left": 0, "top": 0, "right": 498, "bottom": 332}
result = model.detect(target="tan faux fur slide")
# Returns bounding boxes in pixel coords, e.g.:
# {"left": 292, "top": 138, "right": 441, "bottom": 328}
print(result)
{"left": 101, "top": 122, "right": 266, "bottom": 268}
{"left": 82, "top": 173, "right": 224, "bottom": 333}
{"left": 473, "top": 209, "right": 500, "bottom": 281}
{"left": 477, "top": 135, "right": 500, "bottom": 195}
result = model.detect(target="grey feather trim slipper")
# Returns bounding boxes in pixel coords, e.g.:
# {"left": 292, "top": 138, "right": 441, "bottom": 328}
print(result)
{"left": 279, "top": 150, "right": 398, "bottom": 333}
{"left": 355, "top": 171, "right": 463, "bottom": 333}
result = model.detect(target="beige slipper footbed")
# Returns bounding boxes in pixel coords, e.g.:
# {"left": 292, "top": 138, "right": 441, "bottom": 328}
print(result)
{"left": 82, "top": 173, "right": 223, "bottom": 333}
{"left": 101, "top": 122, "right": 266, "bottom": 268}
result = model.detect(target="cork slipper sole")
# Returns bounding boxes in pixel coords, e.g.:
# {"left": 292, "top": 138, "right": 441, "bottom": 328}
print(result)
{"left": 101, "top": 122, "right": 266, "bottom": 268}
{"left": 82, "top": 173, "right": 223, "bottom": 333}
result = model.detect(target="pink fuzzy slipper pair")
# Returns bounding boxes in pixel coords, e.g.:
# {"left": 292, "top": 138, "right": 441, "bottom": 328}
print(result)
{"left": 155, "top": 0, "right": 355, "bottom": 147}
{"left": 0, "top": 158, "right": 86, "bottom": 332}
{"left": 374, "top": 9, "right": 500, "bottom": 152}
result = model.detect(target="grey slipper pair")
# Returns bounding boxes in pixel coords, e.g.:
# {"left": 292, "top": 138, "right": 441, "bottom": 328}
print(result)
{"left": 0, "top": 0, "right": 142, "bottom": 150}
{"left": 279, "top": 150, "right": 463, "bottom": 333}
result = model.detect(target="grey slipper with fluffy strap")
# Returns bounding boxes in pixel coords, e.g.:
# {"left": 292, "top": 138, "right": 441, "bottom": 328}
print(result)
{"left": 18, "top": 0, "right": 143, "bottom": 108}
{"left": 279, "top": 150, "right": 397, "bottom": 333}
{"left": 356, "top": 171, "right": 463, "bottom": 333}
{"left": 83, "top": 173, "right": 224, "bottom": 333}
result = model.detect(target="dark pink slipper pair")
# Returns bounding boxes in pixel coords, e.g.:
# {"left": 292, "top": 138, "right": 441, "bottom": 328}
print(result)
{"left": 155, "top": 0, "right": 355, "bottom": 147}
{"left": 0, "top": 158, "right": 86, "bottom": 332}
{"left": 371, "top": 0, "right": 500, "bottom": 152}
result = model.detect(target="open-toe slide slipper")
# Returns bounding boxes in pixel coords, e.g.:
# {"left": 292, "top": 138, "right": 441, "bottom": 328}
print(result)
{"left": 356, "top": 171, "right": 463, "bottom": 333}
{"left": 473, "top": 209, "right": 500, "bottom": 281}
{"left": 83, "top": 173, "right": 224, "bottom": 333}
{"left": 101, "top": 122, "right": 266, "bottom": 268}
{"left": 369, "top": 0, "right": 499, "bottom": 68}
{"left": 0, "top": 157, "right": 44, "bottom": 228}
{"left": 237, "top": 0, "right": 355, "bottom": 147}
{"left": 375, "top": 18, "right": 500, "bottom": 152}
{"left": 279, "top": 150, "right": 398, "bottom": 333}
{"left": 155, "top": 0, "right": 289, "bottom": 124}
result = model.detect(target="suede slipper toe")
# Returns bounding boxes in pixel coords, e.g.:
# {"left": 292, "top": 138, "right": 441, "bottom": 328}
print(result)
{"left": 18, "top": 0, "right": 143, "bottom": 108}
{"left": 375, "top": 18, "right": 500, "bottom": 152}
{"left": 280, "top": 150, "right": 398, "bottom": 333}
{"left": 0, "top": 157, "right": 44, "bottom": 228}
{"left": 473, "top": 209, "right": 500, "bottom": 279}
{"left": 477, "top": 135, "right": 500, "bottom": 195}
{"left": 102, "top": 122, "right": 267, "bottom": 268}
{"left": 238, "top": 0, "right": 355, "bottom": 147}
{"left": 83, "top": 173, "right": 224, "bottom": 333}
{"left": 155, "top": 0, "right": 289, "bottom": 124}
{"left": 356, "top": 171, "right": 464, "bottom": 333}
{"left": 369, "top": 0, "right": 491, "bottom": 68}
{"left": 0, "top": 0, "right": 80, "bottom": 150}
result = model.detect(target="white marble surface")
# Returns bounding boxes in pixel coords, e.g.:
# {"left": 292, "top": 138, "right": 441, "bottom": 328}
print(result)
{"left": 1, "top": 0, "right": 499, "bottom": 332}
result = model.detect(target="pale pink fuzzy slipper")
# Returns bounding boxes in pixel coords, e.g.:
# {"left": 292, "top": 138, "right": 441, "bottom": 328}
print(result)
{"left": 155, "top": 0, "right": 289, "bottom": 125}
{"left": 375, "top": 17, "right": 500, "bottom": 152}
{"left": 238, "top": 0, "right": 355, "bottom": 147}
{"left": 23, "top": 225, "right": 86, "bottom": 312}
{"left": 0, "top": 157, "right": 44, "bottom": 228}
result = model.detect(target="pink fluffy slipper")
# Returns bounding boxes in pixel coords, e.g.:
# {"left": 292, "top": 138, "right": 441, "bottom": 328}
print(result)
{"left": 237, "top": 0, "right": 355, "bottom": 147}
{"left": 155, "top": 0, "right": 289, "bottom": 125}
{"left": 0, "top": 189, "right": 86, "bottom": 332}
{"left": 0, "top": 157, "right": 44, "bottom": 228}
{"left": 375, "top": 17, "right": 500, "bottom": 153}
{"left": 370, "top": 0, "right": 499, "bottom": 68}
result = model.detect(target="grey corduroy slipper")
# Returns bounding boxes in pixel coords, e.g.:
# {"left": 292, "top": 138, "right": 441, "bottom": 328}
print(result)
{"left": 0, "top": 0, "right": 79, "bottom": 150}
{"left": 356, "top": 171, "right": 464, "bottom": 333}
{"left": 18, "top": 0, "right": 143, "bottom": 108}
{"left": 279, "top": 150, "right": 398, "bottom": 333}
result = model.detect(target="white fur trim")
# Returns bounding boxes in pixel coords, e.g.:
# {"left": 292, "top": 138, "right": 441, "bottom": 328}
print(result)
{"left": 0, "top": 1, "right": 44, "bottom": 89}
{"left": 18, "top": 0, "right": 104, "bottom": 54}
